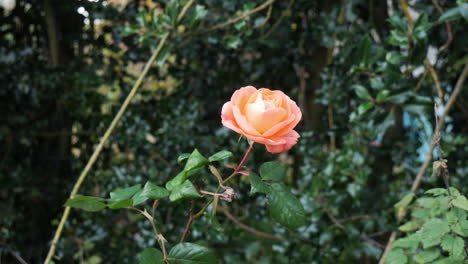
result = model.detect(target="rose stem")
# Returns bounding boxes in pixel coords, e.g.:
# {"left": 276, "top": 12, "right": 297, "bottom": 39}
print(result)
{"left": 222, "top": 143, "right": 254, "bottom": 184}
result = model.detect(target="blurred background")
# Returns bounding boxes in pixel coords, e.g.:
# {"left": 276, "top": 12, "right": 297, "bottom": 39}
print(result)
{"left": 0, "top": 0, "right": 467, "bottom": 263}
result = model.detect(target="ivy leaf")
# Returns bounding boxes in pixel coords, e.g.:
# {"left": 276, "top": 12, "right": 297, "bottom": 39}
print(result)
{"left": 249, "top": 172, "right": 271, "bottom": 195}
{"left": 108, "top": 199, "right": 133, "bottom": 209}
{"left": 184, "top": 149, "right": 209, "bottom": 172}
{"left": 260, "top": 161, "right": 286, "bottom": 181}
{"left": 139, "top": 248, "right": 164, "bottom": 264}
{"left": 169, "top": 180, "right": 202, "bottom": 202}
{"left": 385, "top": 248, "right": 407, "bottom": 264}
{"left": 451, "top": 195, "right": 468, "bottom": 211}
{"left": 109, "top": 184, "right": 142, "bottom": 202}
{"left": 141, "top": 182, "right": 170, "bottom": 200}
{"left": 208, "top": 150, "right": 233, "bottom": 162}
{"left": 441, "top": 234, "right": 464, "bottom": 259}
{"left": 419, "top": 218, "right": 450, "bottom": 248}
{"left": 267, "top": 183, "right": 306, "bottom": 229}
{"left": 64, "top": 196, "right": 107, "bottom": 212}
{"left": 168, "top": 243, "right": 217, "bottom": 264}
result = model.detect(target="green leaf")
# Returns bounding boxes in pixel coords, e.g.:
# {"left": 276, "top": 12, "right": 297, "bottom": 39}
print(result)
{"left": 208, "top": 150, "right": 233, "bottom": 162}
{"left": 260, "top": 161, "right": 286, "bottom": 181}
{"left": 65, "top": 196, "right": 107, "bottom": 212}
{"left": 169, "top": 180, "right": 202, "bottom": 202}
{"left": 392, "top": 233, "right": 420, "bottom": 251}
{"left": 358, "top": 102, "right": 374, "bottom": 115}
{"left": 356, "top": 35, "right": 372, "bottom": 65}
{"left": 353, "top": 84, "right": 372, "bottom": 100}
{"left": 131, "top": 190, "right": 148, "bottom": 206}
{"left": 184, "top": 149, "right": 208, "bottom": 172}
{"left": 376, "top": 90, "right": 390, "bottom": 102}
{"left": 141, "top": 182, "right": 170, "bottom": 200}
{"left": 109, "top": 184, "right": 142, "bottom": 202}
{"left": 386, "top": 51, "right": 403, "bottom": 65}
{"left": 166, "top": 171, "right": 188, "bottom": 191}
{"left": 419, "top": 218, "right": 450, "bottom": 248}
{"left": 399, "top": 220, "right": 421, "bottom": 232}
{"left": 460, "top": 3, "right": 468, "bottom": 20}
{"left": 441, "top": 234, "right": 464, "bottom": 259}
{"left": 452, "top": 195, "right": 468, "bottom": 211}
{"left": 168, "top": 243, "right": 217, "bottom": 264}
{"left": 439, "top": 7, "right": 461, "bottom": 22}
{"left": 139, "top": 248, "right": 164, "bottom": 264}
{"left": 108, "top": 199, "right": 133, "bottom": 209}
{"left": 395, "top": 193, "right": 415, "bottom": 209}
{"left": 178, "top": 153, "right": 191, "bottom": 164}
{"left": 385, "top": 248, "right": 407, "bottom": 264}
{"left": 249, "top": 172, "right": 271, "bottom": 195}
{"left": 414, "top": 249, "right": 441, "bottom": 264}
{"left": 425, "top": 188, "right": 448, "bottom": 196}
{"left": 267, "top": 183, "right": 306, "bottom": 229}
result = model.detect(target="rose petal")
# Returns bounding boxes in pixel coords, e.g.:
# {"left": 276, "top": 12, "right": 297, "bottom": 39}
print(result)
{"left": 231, "top": 86, "right": 257, "bottom": 107}
{"left": 232, "top": 105, "right": 262, "bottom": 136}
{"left": 265, "top": 130, "right": 300, "bottom": 153}
{"left": 265, "top": 100, "right": 302, "bottom": 137}
{"left": 245, "top": 103, "right": 287, "bottom": 133}
{"left": 244, "top": 133, "right": 286, "bottom": 146}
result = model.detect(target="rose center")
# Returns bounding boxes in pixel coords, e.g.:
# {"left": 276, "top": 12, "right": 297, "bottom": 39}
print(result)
{"left": 244, "top": 92, "right": 287, "bottom": 133}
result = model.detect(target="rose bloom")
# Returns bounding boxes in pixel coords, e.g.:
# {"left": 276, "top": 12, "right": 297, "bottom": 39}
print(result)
{"left": 221, "top": 86, "right": 302, "bottom": 153}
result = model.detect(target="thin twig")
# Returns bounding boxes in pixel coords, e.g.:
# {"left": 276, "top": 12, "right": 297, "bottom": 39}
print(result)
{"left": 255, "top": 4, "right": 273, "bottom": 28}
{"left": 204, "top": 0, "right": 276, "bottom": 33}
{"left": 261, "top": 0, "right": 295, "bottom": 40}
{"left": 218, "top": 206, "right": 285, "bottom": 241}
{"left": 379, "top": 63, "right": 468, "bottom": 264}
{"left": 0, "top": 242, "right": 28, "bottom": 264}
{"left": 427, "top": 61, "right": 443, "bottom": 105}
{"left": 414, "top": 70, "right": 428, "bottom": 92}
{"left": 317, "top": 195, "right": 345, "bottom": 230}
{"left": 336, "top": 214, "right": 370, "bottom": 224}
{"left": 43, "top": 1, "right": 196, "bottom": 263}
{"left": 431, "top": 0, "right": 453, "bottom": 52}
{"left": 180, "top": 200, "right": 196, "bottom": 242}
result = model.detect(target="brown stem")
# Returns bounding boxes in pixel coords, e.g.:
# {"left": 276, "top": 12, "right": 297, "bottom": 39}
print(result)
{"left": 223, "top": 143, "right": 254, "bottom": 184}
{"left": 205, "top": 0, "right": 276, "bottom": 33}
{"left": 431, "top": 0, "right": 453, "bottom": 51}
{"left": 218, "top": 206, "right": 285, "bottom": 241}
{"left": 180, "top": 200, "right": 196, "bottom": 242}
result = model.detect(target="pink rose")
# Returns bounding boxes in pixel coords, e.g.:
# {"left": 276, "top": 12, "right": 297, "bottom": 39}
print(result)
{"left": 221, "top": 86, "right": 302, "bottom": 153}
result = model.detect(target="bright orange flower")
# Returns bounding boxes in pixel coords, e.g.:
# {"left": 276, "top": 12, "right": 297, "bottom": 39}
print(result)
{"left": 221, "top": 86, "right": 302, "bottom": 153}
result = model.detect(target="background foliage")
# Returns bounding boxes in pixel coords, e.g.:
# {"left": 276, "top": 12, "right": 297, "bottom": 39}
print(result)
{"left": 1, "top": 0, "right": 467, "bottom": 263}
